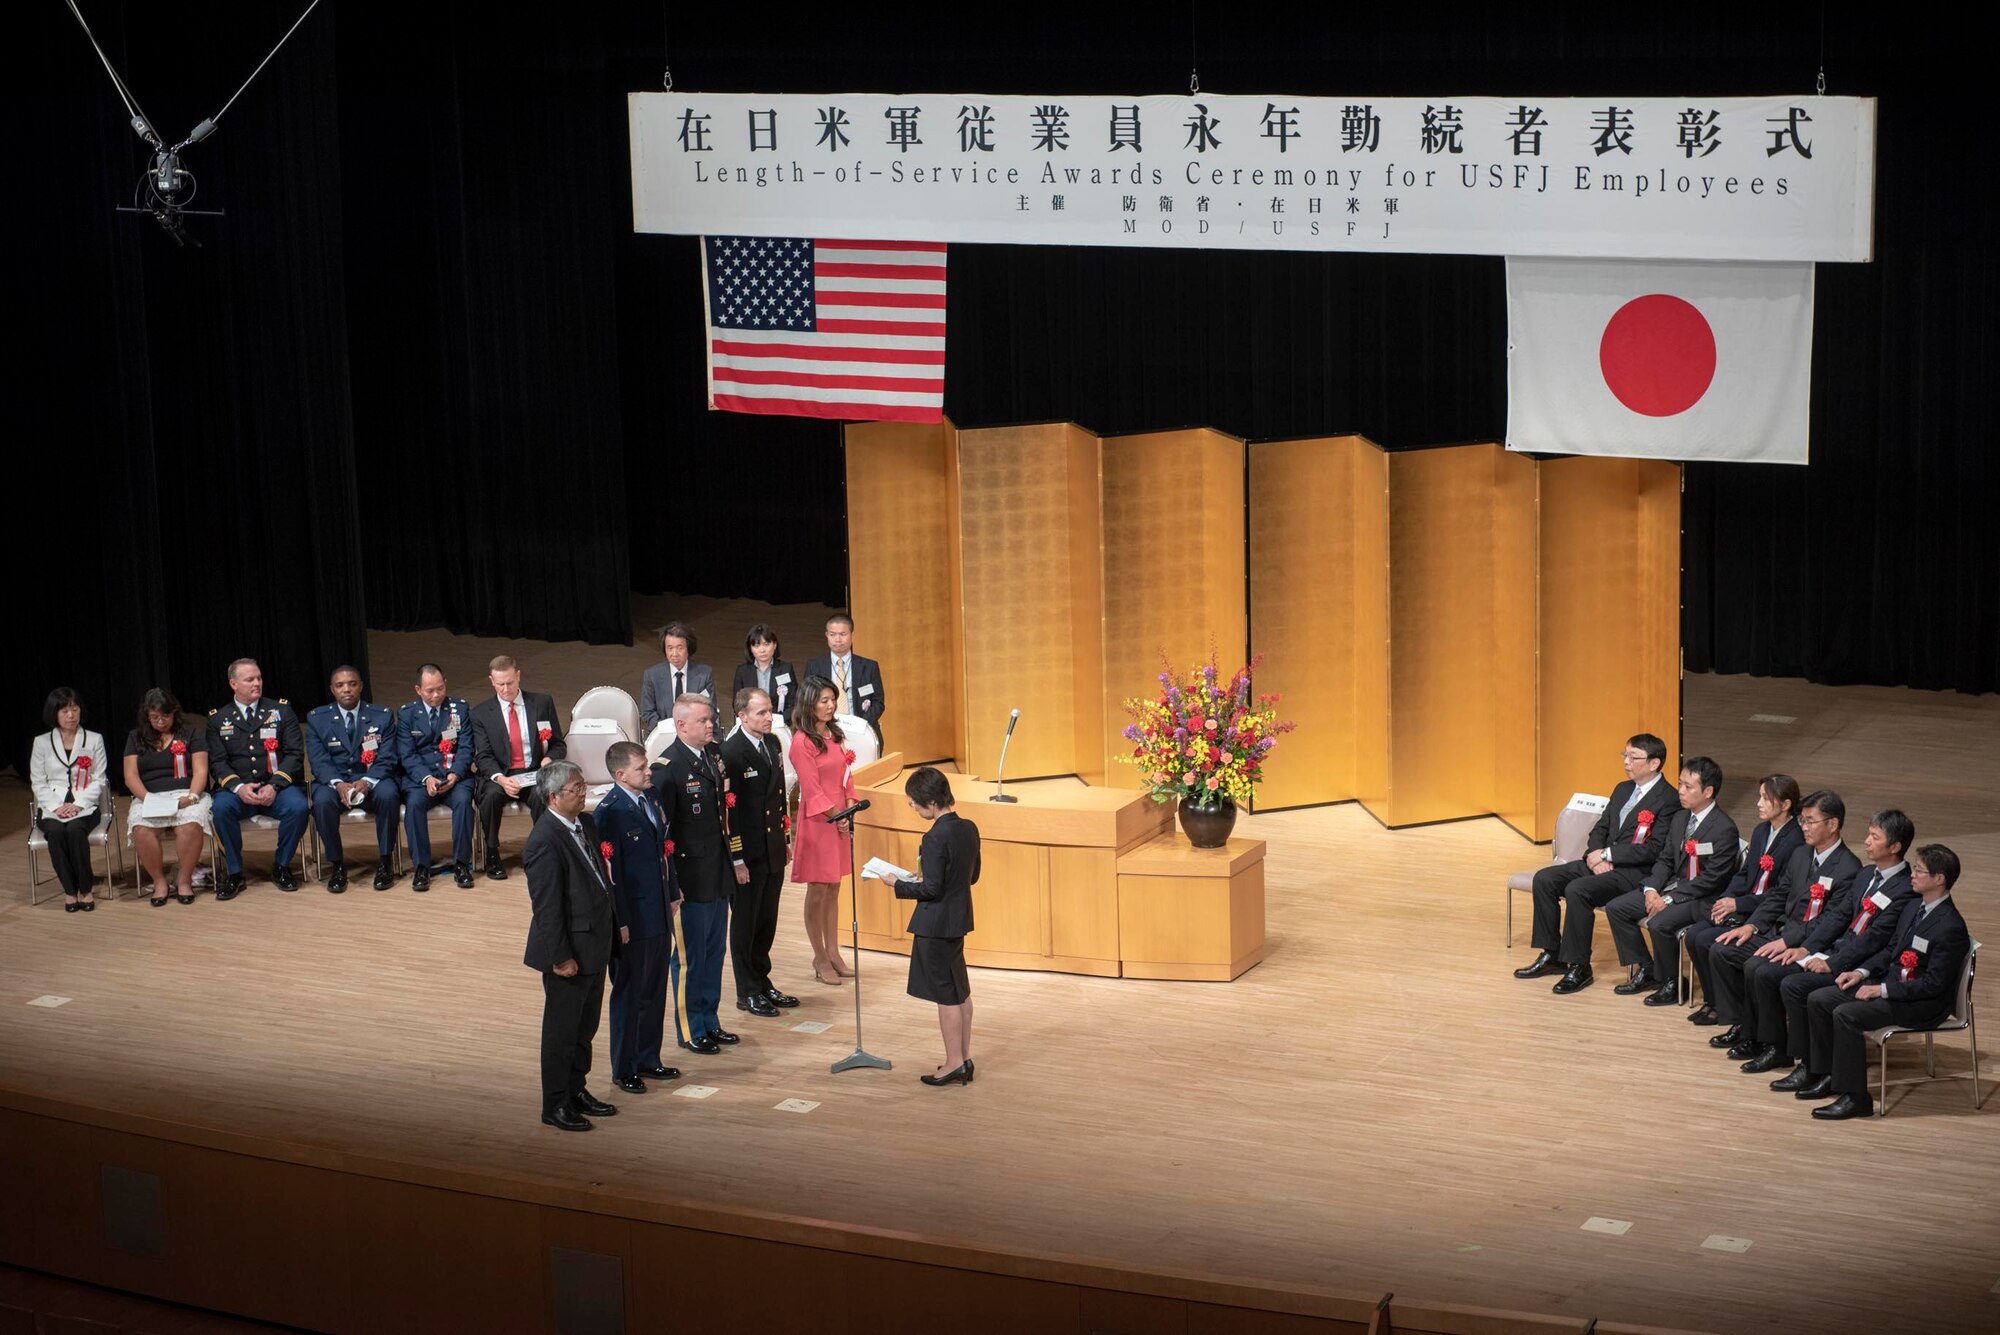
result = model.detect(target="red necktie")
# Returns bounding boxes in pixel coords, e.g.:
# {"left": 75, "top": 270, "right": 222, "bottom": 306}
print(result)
{"left": 507, "top": 703, "right": 525, "bottom": 769}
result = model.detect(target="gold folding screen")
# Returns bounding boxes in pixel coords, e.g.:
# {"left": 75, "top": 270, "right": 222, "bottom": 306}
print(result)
{"left": 848, "top": 424, "right": 1680, "bottom": 843}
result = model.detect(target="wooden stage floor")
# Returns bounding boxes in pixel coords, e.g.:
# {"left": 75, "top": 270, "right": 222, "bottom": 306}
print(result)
{"left": 2, "top": 607, "right": 1996, "bottom": 1334}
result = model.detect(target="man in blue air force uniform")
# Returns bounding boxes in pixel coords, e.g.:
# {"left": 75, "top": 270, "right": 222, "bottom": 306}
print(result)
{"left": 305, "top": 664, "right": 402, "bottom": 893}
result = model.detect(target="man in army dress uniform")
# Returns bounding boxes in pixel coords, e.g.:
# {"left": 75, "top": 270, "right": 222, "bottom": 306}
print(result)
{"left": 207, "top": 657, "right": 308, "bottom": 900}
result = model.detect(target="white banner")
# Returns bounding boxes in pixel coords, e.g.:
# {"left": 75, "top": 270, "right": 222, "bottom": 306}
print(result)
{"left": 631, "top": 93, "right": 1875, "bottom": 261}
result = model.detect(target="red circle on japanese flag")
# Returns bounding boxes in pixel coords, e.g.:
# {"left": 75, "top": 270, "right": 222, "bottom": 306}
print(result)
{"left": 1599, "top": 294, "right": 1717, "bottom": 417}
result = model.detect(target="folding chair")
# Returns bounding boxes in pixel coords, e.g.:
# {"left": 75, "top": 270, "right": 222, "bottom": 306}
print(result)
{"left": 27, "top": 796, "right": 124, "bottom": 905}
{"left": 1866, "top": 941, "right": 1983, "bottom": 1116}
{"left": 1504, "top": 795, "right": 1604, "bottom": 947}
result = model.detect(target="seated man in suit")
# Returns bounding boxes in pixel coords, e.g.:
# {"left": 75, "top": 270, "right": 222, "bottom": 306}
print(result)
{"left": 397, "top": 664, "right": 476, "bottom": 892}
{"left": 1806, "top": 843, "right": 1972, "bottom": 1119}
{"left": 521, "top": 760, "right": 619, "bottom": 1132}
{"left": 305, "top": 664, "right": 401, "bottom": 893}
{"left": 1604, "top": 755, "right": 1741, "bottom": 1006}
{"left": 806, "top": 612, "right": 885, "bottom": 744}
{"left": 206, "top": 657, "right": 309, "bottom": 899}
{"left": 1684, "top": 774, "right": 1805, "bottom": 1026}
{"left": 639, "top": 621, "right": 715, "bottom": 736}
{"left": 1705, "top": 790, "right": 1862, "bottom": 1057}
{"left": 596, "top": 741, "right": 681, "bottom": 1094}
{"left": 470, "top": 655, "right": 567, "bottom": 881}
{"left": 1761, "top": 809, "right": 1919, "bottom": 1091}
{"left": 1514, "top": 733, "right": 1680, "bottom": 995}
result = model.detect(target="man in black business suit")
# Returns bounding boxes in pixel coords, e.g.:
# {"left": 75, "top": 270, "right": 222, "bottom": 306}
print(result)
{"left": 470, "top": 656, "right": 567, "bottom": 880}
{"left": 1515, "top": 733, "right": 1681, "bottom": 994}
{"left": 1705, "top": 790, "right": 1863, "bottom": 1056}
{"left": 806, "top": 612, "right": 885, "bottom": 743}
{"left": 652, "top": 694, "right": 740, "bottom": 1055}
{"left": 1807, "top": 843, "right": 1973, "bottom": 1119}
{"left": 723, "top": 688, "right": 798, "bottom": 1019}
{"left": 521, "top": 760, "right": 619, "bottom": 1132}
{"left": 1604, "top": 755, "right": 1741, "bottom": 1006}
{"left": 1762, "top": 809, "right": 1920, "bottom": 1092}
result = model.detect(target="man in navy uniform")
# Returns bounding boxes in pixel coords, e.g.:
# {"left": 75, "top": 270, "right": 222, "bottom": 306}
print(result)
{"left": 305, "top": 664, "right": 401, "bottom": 893}
{"left": 805, "top": 612, "right": 885, "bottom": 744}
{"left": 722, "top": 687, "right": 798, "bottom": 1018}
{"left": 651, "top": 694, "right": 740, "bottom": 1055}
{"left": 397, "top": 663, "right": 476, "bottom": 892}
{"left": 207, "top": 657, "right": 308, "bottom": 900}
{"left": 596, "top": 740, "right": 682, "bottom": 1094}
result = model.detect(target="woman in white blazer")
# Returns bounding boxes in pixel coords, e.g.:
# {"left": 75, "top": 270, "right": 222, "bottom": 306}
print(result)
{"left": 30, "top": 687, "right": 110, "bottom": 911}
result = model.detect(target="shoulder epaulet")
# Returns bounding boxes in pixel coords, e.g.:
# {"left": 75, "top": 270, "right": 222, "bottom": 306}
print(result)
{"left": 207, "top": 708, "right": 217, "bottom": 716}
{"left": 278, "top": 698, "right": 289, "bottom": 705}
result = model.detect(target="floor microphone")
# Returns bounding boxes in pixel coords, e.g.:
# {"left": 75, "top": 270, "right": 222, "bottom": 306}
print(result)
{"left": 991, "top": 707, "right": 1021, "bottom": 802}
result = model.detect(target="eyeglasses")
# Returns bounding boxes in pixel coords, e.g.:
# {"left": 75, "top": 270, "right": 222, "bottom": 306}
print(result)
{"left": 1798, "top": 814, "right": 1825, "bottom": 827}
{"left": 559, "top": 782, "right": 587, "bottom": 797}
{"left": 1619, "top": 752, "right": 1652, "bottom": 763}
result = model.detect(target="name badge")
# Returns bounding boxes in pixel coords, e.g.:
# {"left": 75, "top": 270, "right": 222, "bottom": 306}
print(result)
{"left": 1870, "top": 890, "right": 1891, "bottom": 909}
{"left": 328, "top": 737, "right": 345, "bottom": 750}
{"left": 858, "top": 683, "right": 875, "bottom": 697}
{"left": 1816, "top": 875, "right": 1833, "bottom": 889}
{"left": 260, "top": 728, "right": 277, "bottom": 742}
{"left": 745, "top": 767, "right": 760, "bottom": 777}
{"left": 1694, "top": 841, "right": 1714, "bottom": 856}
{"left": 1914, "top": 936, "right": 1931, "bottom": 952}
{"left": 776, "top": 672, "right": 791, "bottom": 684}
{"left": 442, "top": 727, "right": 459, "bottom": 742}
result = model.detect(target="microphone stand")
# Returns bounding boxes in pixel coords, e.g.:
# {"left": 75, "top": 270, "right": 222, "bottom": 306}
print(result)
{"left": 829, "top": 798, "right": 891, "bottom": 1075}
{"left": 990, "top": 709, "right": 1020, "bottom": 803}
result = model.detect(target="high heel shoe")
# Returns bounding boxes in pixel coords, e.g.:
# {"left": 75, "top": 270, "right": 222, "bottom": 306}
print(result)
{"left": 828, "top": 954, "right": 856, "bottom": 978}
{"left": 813, "top": 962, "right": 845, "bottom": 986}
{"left": 920, "top": 1060, "right": 973, "bottom": 1087}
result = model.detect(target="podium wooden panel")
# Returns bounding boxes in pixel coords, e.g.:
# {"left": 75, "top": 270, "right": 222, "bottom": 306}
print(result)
{"left": 1115, "top": 833, "right": 1267, "bottom": 981}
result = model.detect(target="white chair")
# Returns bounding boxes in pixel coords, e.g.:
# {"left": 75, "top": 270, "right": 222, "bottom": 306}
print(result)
{"left": 643, "top": 719, "right": 677, "bottom": 766}
{"left": 568, "top": 717, "right": 624, "bottom": 810}
{"left": 1866, "top": 941, "right": 1983, "bottom": 1115}
{"left": 838, "top": 713, "right": 880, "bottom": 769}
{"left": 27, "top": 796, "right": 124, "bottom": 905}
{"left": 307, "top": 805, "right": 396, "bottom": 882}
{"left": 571, "top": 685, "right": 641, "bottom": 744}
{"left": 724, "top": 715, "right": 798, "bottom": 797}
{"left": 1505, "top": 794, "right": 1605, "bottom": 946}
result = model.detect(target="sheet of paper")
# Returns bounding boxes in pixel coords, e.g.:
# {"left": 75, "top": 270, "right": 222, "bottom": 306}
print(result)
{"left": 139, "top": 792, "right": 184, "bottom": 819}
{"left": 511, "top": 769, "right": 540, "bottom": 789}
{"left": 860, "top": 856, "right": 914, "bottom": 882}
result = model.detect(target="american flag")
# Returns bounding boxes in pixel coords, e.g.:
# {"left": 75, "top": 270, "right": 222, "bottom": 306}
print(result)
{"left": 703, "top": 236, "right": 946, "bottom": 423}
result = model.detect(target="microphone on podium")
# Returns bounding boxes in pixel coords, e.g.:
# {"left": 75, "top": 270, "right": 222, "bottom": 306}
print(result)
{"left": 990, "top": 708, "right": 1021, "bottom": 803}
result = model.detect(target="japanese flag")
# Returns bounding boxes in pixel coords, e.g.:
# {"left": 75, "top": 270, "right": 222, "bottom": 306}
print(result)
{"left": 1505, "top": 257, "right": 1814, "bottom": 464}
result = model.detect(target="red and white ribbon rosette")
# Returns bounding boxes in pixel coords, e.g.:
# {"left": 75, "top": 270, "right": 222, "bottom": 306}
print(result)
{"left": 361, "top": 737, "right": 377, "bottom": 767}
{"left": 600, "top": 840, "right": 616, "bottom": 884}
{"left": 662, "top": 837, "right": 676, "bottom": 858}
{"left": 1898, "top": 948, "right": 1920, "bottom": 983}
{"left": 1632, "top": 809, "right": 1655, "bottom": 844}
{"left": 1684, "top": 839, "right": 1701, "bottom": 879}
{"left": 1848, "top": 895, "right": 1885, "bottom": 935}
{"left": 537, "top": 722, "right": 553, "bottom": 745}
{"left": 262, "top": 736, "right": 279, "bottom": 775}
{"left": 438, "top": 737, "right": 455, "bottom": 770}
{"left": 171, "top": 738, "right": 188, "bottom": 780}
{"left": 74, "top": 755, "right": 93, "bottom": 792}
{"left": 724, "top": 791, "right": 737, "bottom": 810}
{"left": 1752, "top": 853, "right": 1776, "bottom": 896}
{"left": 1805, "top": 882, "right": 1827, "bottom": 922}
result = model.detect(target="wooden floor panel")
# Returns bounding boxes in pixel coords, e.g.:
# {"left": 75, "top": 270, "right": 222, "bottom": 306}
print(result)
{"left": 3, "top": 619, "right": 1996, "bottom": 1335}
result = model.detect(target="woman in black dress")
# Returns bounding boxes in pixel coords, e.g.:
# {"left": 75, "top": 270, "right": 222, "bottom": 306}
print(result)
{"left": 888, "top": 766, "right": 981, "bottom": 1086}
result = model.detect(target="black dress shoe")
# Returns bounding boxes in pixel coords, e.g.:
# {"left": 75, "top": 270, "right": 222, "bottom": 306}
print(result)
{"left": 1793, "top": 1074, "right": 1835, "bottom": 1100}
{"left": 920, "top": 1060, "right": 973, "bottom": 1087}
{"left": 65, "top": 900, "right": 81, "bottom": 913}
{"left": 1643, "top": 981, "right": 1683, "bottom": 1007}
{"left": 1613, "top": 967, "right": 1657, "bottom": 996}
{"left": 541, "top": 1105, "right": 592, "bottom": 1132}
{"left": 614, "top": 1075, "right": 647, "bottom": 1094}
{"left": 1811, "top": 1092, "right": 1874, "bottom": 1120}
{"left": 764, "top": 988, "right": 800, "bottom": 1008}
{"left": 679, "top": 1036, "right": 721, "bottom": 1055}
{"left": 412, "top": 867, "right": 431, "bottom": 893}
{"left": 1551, "top": 964, "right": 1594, "bottom": 995}
{"left": 274, "top": 865, "right": 299, "bottom": 893}
{"left": 709, "top": 1028, "right": 739, "bottom": 1044}
{"left": 373, "top": 859, "right": 394, "bottom": 891}
{"left": 327, "top": 864, "right": 348, "bottom": 894}
{"left": 1743, "top": 1046, "right": 1793, "bottom": 1073}
{"left": 216, "top": 873, "right": 247, "bottom": 902}
{"left": 1708, "top": 1025, "right": 1744, "bottom": 1048}
{"left": 570, "top": 1090, "right": 617, "bottom": 1117}
{"left": 484, "top": 860, "right": 508, "bottom": 881}
{"left": 638, "top": 1065, "right": 681, "bottom": 1081}
{"left": 1769, "top": 1066, "right": 1816, "bottom": 1091}
{"left": 453, "top": 863, "right": 475, "bottom": 888}
{"left": 1728, "top": 1040, "right": 1762, "bottom": 1060}
{"left": 1688, "top": 1005, "right": 1721, "bottom": 1026}
{"left": 1512, "top": 950, "right": 1562, "bottom": 980}
{"left": 737, "top": 994, "right": 780, "bottom": 1017}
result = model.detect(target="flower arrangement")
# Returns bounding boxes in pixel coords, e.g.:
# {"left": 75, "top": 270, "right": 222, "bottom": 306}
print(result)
{"left": 1120, "top": 651, "right": 1292, "bottom": 808}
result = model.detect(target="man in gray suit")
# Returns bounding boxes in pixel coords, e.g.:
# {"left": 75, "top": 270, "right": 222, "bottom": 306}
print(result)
{"left": 522, "top": 760, "right": 620, "bottom": 1132}
{"left": 640, "top": 620, "right": 716, "bottom": 735}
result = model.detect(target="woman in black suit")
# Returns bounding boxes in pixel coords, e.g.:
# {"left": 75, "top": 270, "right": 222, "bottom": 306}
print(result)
{"left": 887, "top": 766, "right": 981, "bottom": 1087}
{"left": 730, "top": 623, "right": 797, "bottom": 724}
{"left": 1687, "top": 772, "right": 1805, "bottom": 1025}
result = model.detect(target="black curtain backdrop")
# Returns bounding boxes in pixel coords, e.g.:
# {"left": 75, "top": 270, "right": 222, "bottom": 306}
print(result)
{"left": 13, "top": 4, "right": 1996, "bottom": 778}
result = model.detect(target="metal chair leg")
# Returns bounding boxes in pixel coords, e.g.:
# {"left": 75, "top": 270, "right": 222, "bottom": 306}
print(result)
{"left": 1506, "top": 890, "right": 1512, "bottom": 948}
{"left": 1877, "top": 1041, "right": 1889, "bottom": 1115}
{"left": 1925, "top": 1031, "right": 1935, "bottom": 1077}
{"left": 28, "top": 843, "right": 44, "bottom": 907}
{"left": 1970, "top": 1012, "right": 1982, "bottom": 1110}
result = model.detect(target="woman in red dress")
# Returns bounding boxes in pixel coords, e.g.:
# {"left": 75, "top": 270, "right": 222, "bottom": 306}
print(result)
{"left": 789, "top": 677, "right": 857, "bottom": 985}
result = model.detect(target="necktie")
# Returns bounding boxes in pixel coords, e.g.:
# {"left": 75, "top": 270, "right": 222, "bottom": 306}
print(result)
{"left": 344, "top": 711, "right": 357, "bottom": 752}
{"left": 507, "top": 701, "right": 525, "bottom": 769}
{"left": 570, "top": 826, "right": 605, "bottom": 887}
{"left": 835, "top": 659, "right": 849, "bottom": 713}
{"left": 643, "top": 791, "right": 661, "bottom": 828}
{"left": 1617, "top": 784, "right": 1641, "bottom": 828}
{"left": 674, "top": 668, "right": 685, "bottom": 699}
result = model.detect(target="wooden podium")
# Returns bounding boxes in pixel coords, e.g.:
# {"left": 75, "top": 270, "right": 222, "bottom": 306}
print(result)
{"left": 850, "top": 757, "right": 1265, "bottom": 981}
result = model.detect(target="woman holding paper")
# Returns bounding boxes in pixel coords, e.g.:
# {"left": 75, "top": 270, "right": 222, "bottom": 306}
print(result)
{"left": 30, "top": 687, "right": 110, "bottom": 912}
{"left": 886, "top": 766, "right": 981, "bottom": 1087}
{"left": 789, "top": 676, "right": 855, "bottom": 985}
{"left": 122, "top": 687, "right": 212, "bottom": 906}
